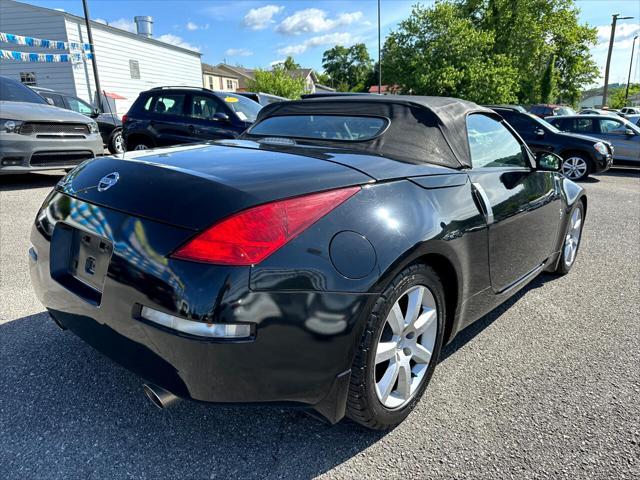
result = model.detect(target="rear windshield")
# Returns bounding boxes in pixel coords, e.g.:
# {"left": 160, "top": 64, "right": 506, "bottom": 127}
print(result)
{"left": 219, "top": 93, "right": 261, "bottom": 123}
{"left": 0, "top": 76, "right": 47, "bottom": 104}
{"left": 554, "top": 106, "right": 576, "bottom": 116}
{"left": 248, "top": 115, "right": 388, "bottom": 141}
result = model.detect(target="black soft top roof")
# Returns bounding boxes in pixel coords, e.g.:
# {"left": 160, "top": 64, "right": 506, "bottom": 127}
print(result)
{"left": 250, "top": 95, "right": 494, "bottom": 168}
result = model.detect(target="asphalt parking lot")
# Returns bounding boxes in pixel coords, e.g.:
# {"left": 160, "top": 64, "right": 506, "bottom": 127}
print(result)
{"left": 1, "top": 169, "right": 639, "bottom": 479}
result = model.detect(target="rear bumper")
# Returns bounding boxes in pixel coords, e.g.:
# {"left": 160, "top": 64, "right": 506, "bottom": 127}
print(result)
{"left": 29, "top": 192, "right": 372, "bottom": 422}
{"left": 0, "top": 132, "right": 103, "bottom": 174}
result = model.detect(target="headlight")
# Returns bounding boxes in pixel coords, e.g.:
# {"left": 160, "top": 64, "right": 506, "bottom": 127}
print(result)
{"left": 88, "top": 122, "right": 99, "bottom": 134}
{"left": 594, "top": 142, "right": 608, "bottom": 155}
{"left": 0, "top": 119, "right": 24, "bottom": 133}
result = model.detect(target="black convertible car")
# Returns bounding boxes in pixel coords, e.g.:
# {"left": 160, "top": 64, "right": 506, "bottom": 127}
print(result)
{"left": 30, "top": 96, "right": 586, "bottom": 430}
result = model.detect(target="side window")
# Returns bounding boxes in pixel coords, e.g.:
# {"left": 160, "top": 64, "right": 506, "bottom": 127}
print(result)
{"left": 152, "top": 93, "right": 186, "bottom": 116}
{"left": 504, "top": 113, "right": 538, "bottom": 132}
{"left": 189, "top": 95, "right": 221, "bottom": 119}
{"left": 599, "top": 119, "right": 625, "bottom": 134}
{"left": 574, "top": 118, "right": 594, "bottom": 133}
{"left": 67, "top": 96, "right": 93, "bottom": 114}
{"left": 467, "top": 114, "right": 527, "bottom": 169}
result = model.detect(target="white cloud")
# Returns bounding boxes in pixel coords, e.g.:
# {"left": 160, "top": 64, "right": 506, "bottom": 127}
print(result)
{"left": 225, "top": 48, "right": 253, "bottom": 57}
{"left": 269, "top": 59, "right": 285, "bottom": 66}
{"left": 596, "top": 22, "right": 639, "bottom": 43}
{"left": 94, "top": 18, "right": 107, "bottom": 25}
{"left": 278, "top": 32, "right": 355, "bottom": 56}
{"left": 276, "top": 9, "right": 363, "bottom": 35}
{"left": 243, "top": 5, "right": 284, "bottom": 30}
{"left": 157, "top": 34, "right": 201, "bottom": 52}
{"left": 109, "top": 18, "right": 137, "bottom": 33}
{"left": 185, "top": 21, "right": 209, "bottom": 31}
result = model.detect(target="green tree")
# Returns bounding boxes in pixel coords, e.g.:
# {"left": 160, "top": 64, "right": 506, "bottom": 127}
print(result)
{"left": 540, "top": 55, "right": 556, "bottom": 103}
{"left": 246, "top": 65, "right": 306, "bottom": 99}
{"left": 609, "top": 84, "right": 640, "bottom": 109}
{"left": 382, "top": 2, "right": 519, "bottom": 103}
{"left": 459, "top": 0, "right": 599, "bottom": 104}
{"left": 283, "top": 56, "right": 300, "bottom": 71}
{"left": 322, "top": 43, "right": 374, "bottom": 92}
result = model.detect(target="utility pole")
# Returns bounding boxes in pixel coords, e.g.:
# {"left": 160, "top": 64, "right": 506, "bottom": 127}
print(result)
{"left": 377, "top": 0, "right": 381, "bottom": 94}
{"left": 625, "top": 35, "right": 638, "bottom": 104}
{"left": 602, "top": 13, "right": 633, "bottom": 108}
{"left": 82, "top": 0, "right": 103, "bottom": 111}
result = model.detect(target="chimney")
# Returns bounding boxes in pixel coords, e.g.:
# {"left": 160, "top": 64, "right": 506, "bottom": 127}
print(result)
{"left": 134, "top": 16, "right": 153, "bottom": 38}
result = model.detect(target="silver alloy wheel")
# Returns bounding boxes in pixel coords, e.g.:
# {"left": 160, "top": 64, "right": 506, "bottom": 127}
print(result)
{"left": 564, "top": 207, "right": 582, "bottom": 267}
{"left": 133, "top": 143, "right": 149, "bottom": 151}
{"left": 374, "top": 285, "right": 438, "bottom": 409}
{"left": 113, "top": 132, "right": 124, "bottom": 153}
{"left": 562, "top": 156, "right": 588, "bottom": 180}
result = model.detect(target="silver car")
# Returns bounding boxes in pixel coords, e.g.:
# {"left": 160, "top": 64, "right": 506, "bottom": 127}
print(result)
{"left": 546, "top": 114, "right": 640, "bottom": 165}
{"left": 0, "top": 76, "right": 103, "bottom": 175}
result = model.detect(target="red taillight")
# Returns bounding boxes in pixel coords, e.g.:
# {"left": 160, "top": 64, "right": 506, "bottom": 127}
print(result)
{"left": 121, "top": 114, "right": 128, "bottom": 123}
{"left": 171, "top": 186, "right": 361, "bottom": 265}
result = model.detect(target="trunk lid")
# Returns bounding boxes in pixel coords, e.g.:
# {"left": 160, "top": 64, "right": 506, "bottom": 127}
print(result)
{"left": 57, "top": 143, "right": 372, "bottom": 230}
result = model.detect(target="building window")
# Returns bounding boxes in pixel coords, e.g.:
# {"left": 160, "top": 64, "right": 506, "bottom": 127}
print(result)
{"left": 20, "top": 72, "right": 37, "bottom": 86}
{"left": 209, "top": 77, "right": 215, "bottom": 90}
{"left": 129, "top": 60, "right": 141, "bottom": 79}
{"left": 226, "top": 79, "right": 234, "bottom": 90}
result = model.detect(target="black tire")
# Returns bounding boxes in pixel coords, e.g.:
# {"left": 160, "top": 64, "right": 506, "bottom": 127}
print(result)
{"left": 561, "top": 153, "right": 591, "bottom": 181}
{"left": 108, "top": 129, "right": 124, "bottom": 154}
{"left": 553, "top": 201, "right": 585, "bottom": 276}
{"left": 347, "top": 263, "right": 445, "bottom": 430}
{"left": 127, "top": 136, "right": 154, "bottom": 151}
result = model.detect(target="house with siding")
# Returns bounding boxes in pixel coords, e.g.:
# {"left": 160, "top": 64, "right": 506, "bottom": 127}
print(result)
{"left": 202, "top": 63, "right": 239, "bottom": 92}
{"left": 0, "top": 0, "right": 202, "bottom": 114}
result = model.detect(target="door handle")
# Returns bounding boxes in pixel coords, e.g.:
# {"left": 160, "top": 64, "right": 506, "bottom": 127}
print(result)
{"left": 471, "top": 182, "right": 494, "bottom": 225}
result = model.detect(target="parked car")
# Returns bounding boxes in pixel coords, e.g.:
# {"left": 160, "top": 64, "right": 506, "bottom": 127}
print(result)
{"left": 122, "top": 87, "right": 261, "bottom": 150}
{"left": 31, "top": 95, "right": 587, "bottom": 430}
{"left": 578, "top": 108, "right": 619, "bottom": 116}
{"left": 0, "top": 76, "right": 103, "bottom": 174}
{"left": 625, "top": 114, "right": 640, "bottom": 126}
{"left": 529, "top": 104, "right": 576, "bottom": 118}
{"left": 31, "top": 86, "right": 123, "bottom": 154}
{"left": 491, "top": 106, "right": 612, "bottom": 180}
{"left": 236, "top": 91, "right": 287, "bottom": 106}
{"left": 546, "top": 115, "right": 640, "bottom": 165}
{"left": 620, "top": 107, "right": 640, "bottom": 115}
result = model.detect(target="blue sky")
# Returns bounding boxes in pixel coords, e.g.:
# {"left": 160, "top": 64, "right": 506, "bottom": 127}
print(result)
{"left": 26, "top": 0, "right": 640, "bottom": 87}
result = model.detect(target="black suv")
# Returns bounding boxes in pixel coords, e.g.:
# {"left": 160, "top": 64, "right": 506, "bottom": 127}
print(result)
{"left": 31, "top": 86, "right": 123, "bottom": 154}
{"left": 490, "top": 107, "right": 613, "bottom": 180}
{"left": 122, "top": 87, "right": 262, "bottom": 150}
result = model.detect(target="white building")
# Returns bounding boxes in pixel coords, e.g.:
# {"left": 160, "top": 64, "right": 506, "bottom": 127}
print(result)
{"left": 0, "top": 0, "right": 202, "bottom": 114}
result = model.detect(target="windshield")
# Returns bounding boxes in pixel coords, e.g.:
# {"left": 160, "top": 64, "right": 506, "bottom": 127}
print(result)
{"left": 248, "top": 115, "right": 389, "bottom": 141}
{"left": 529, "top": 113, "right": 560, "bottom": 133}
{"left": 0, "top": 76, "right": 47, "bottom": 104}
{"left": 219, "top": 93, "right": 261, "bottom": 123}
{"left": 555, "top": 106, "right": 576, "bottom": 116}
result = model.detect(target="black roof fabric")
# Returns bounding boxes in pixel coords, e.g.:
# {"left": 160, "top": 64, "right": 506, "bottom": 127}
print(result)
{"left": 249, "top": 95, "right": 494, "bottom": 168}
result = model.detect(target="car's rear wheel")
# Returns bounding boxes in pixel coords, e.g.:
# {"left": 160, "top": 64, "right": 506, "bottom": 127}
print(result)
{"left": 553, "top": 201, "right": 584, "bottom": 275}
{"left": 347, "top": 263, "right": 445, "bottom": 430}
{"left": 108, "top": 130, "right": 124, "bottom": 154}
{"left": 128, "top": 136, "right": 154, "bottom": 151}
{"left": 561, "top": 154, "right": 591, "bottom": 181}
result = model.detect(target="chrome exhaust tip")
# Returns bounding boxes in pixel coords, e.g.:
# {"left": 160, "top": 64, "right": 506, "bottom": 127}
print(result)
{"left": 142, "top": 383, "right": 179, "bottom": 409}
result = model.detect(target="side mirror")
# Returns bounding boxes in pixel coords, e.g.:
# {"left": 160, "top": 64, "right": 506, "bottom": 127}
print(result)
{"left": 536, "top": 152, "right": 562, "bottom": 172}
{"left": 212, "top": 112, "right": 230, "bottom": 123}
{"left": 625, "top": 128, "right": 636, "bottom": 136}
{"left": 91, "top": 108, "right": 100, "bottom": 118}
{"left": 534, "top": 128, "right": 545, "bottom": 137}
